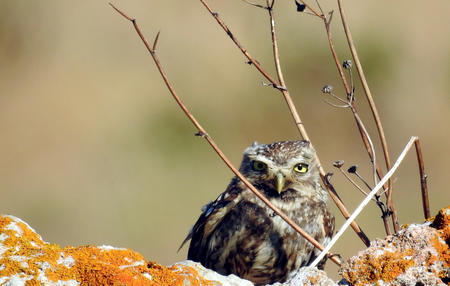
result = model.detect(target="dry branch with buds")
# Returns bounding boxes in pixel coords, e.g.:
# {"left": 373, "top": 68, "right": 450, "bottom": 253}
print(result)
{"left": 199, "top": 0, "right": 371, "bottom": 247}
{"left": 109, "top": 2, "right": 341, "bottom": 267}
{"left": 110, "top": 0, "right": 431, "bottom": 272}
{"left": 310, "top": 136, "right": 428, "bottom": 267}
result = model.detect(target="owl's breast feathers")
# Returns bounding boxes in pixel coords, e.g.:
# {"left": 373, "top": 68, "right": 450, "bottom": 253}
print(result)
{"left": 181, "top": 178, "right": 334, "bottom": 284}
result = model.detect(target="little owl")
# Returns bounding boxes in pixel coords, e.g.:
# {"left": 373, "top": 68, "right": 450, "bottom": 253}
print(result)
{"left": 180, "top": 141, "right": 334, "bottom": 285}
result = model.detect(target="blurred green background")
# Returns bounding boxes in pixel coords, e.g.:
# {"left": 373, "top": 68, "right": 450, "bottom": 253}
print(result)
{"left": 0, "top": 0, "right": 449, "bottom": 279}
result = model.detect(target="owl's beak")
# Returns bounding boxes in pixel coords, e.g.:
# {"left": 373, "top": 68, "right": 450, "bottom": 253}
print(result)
{"left": 276, "top": 173, "right": 285, "bottom": 194}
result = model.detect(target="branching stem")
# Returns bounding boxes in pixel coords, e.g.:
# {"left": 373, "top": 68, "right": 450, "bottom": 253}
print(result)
{"left": 319, "top": 3, "right": 397, "bottom": 234}
{"left": 110, "top": 2, "right": 341, "bottom": 266}
{"left": 198, "top": 0, "right": 371, "bottom": 247}
{"left": 336, "top": 0, "right": 397, "bottom": 232}
{"left": 414, "top": 139, "right": 430, "bottom": 219}
{"left": 310, "top": 136, "right": 418, "bottom": 268}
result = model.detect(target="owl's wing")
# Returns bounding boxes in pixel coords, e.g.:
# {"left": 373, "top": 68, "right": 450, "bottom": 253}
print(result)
{"left": 178, "top": 180, "right": 241, "bottom": 257}
{"left": 177, "top": 199, "right": 230, "bottom": 251}
{"left": 323, "top": 207, "right": 335, "bottom": 240}
{"left": 309, "top": 207, "right": 335, "bottom": 269}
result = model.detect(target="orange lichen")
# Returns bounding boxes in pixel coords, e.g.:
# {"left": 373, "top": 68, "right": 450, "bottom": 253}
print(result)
{"left": 342, "top": 207, "right": 450, "bottom": 286}
{"left": 307, "top": 274, "right": 320, "bottom": 285}
{"left": 429, "top": 207, "right": 450, "bottom": 280}
{"left": 167, "top": 263, "right": 216, "bottom": 286}
{"left": 429, "top": 235, "right": 450, "bottom": 279}
{"left": 44, "top": 246, "right": 150, "bottom": 285}
{"left": 342, "top": 248, "right": 415, "bottom": 286}
{"left": 0, "top": 215, "right": 216, "bottom": 285}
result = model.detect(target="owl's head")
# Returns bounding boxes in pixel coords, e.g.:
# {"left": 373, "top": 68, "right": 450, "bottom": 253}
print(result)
{"left": 239, "top": 140, "right": 320, "bottom": 197}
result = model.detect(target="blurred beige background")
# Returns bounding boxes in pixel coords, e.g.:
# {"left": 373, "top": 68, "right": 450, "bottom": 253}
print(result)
{"left": 0, "top": 0, "right": 449, "bottom": 280}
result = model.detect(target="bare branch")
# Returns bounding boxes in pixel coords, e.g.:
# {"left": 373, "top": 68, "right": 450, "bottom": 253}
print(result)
{"left": 352, "top": 111, "right": 379, "bottom": 188}
{"left": 317, "top": 4, "right": 399, "bottom": 235}
{"left": 239, "top": 0, "right": 267, "bottom": 9}
{"left": 323, "top": 11, "right": 352, "bottom": 97}
{"left": 336, "top": 0, "right": 397, "bottom": 232}
{"left": 269, "top": 0, "right": 275, "bottom": 10}
{"left": 333, "top": 163, "right": 375, "bottom": 200}
{"left": 295, "top": 0, "right": 323, "bottom": 18}
{"left": 322, "top": 99, "right": 350, "bottom": 108}
{"left": 268, "top": 0, "right": 371, "bottom": 245}
{"left": 319, "top": 10, "right": 386, "bottom": 191}
{"left": 314, "top": 0, "right": 325, "bottom": 16}
{"left": 153, "top": 31, "right": 161, "bottom": 51}
{"left": 329, "top": 92, "right": 349, "bottom": 105}
{"left": 414, "top": 139, "right": 430, "bottom": 219}
{"left": 347, "top": 163, "right": 391, "bottom": 235}
{"left": 110, "top": 2, "right": 341, "bottom": 266}
{"left": 199, "top": 0, "right": 371, "bottom": 247}
{"left": 199, "top": 0, "right": 278, "bottom": 85}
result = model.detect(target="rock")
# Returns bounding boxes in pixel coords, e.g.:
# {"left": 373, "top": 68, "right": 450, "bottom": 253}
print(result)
{"left": 339, "top": 206, "right": 450, "bottom": 286}
{"left": 0, "top": 214, "right": 335, "bottom": 286}
{"left": 0, "top": 214, "right": 339, "bottom": 286}
{"left": 271, "top": 266, "right": 337, "bottom": 286}
{"left": 173, "top": 260, "right": 253, "bottom": 286}
{"left": 1, "top": 207, "right": 448, "bottom": 285}
{"left": 0, "top": 214, "right": 217, "bottom": 285}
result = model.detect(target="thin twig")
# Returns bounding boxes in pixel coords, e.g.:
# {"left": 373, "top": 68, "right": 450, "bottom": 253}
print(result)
{"left": 336, "top": 166, "right": 374, "bottom": 199}
{"left": 351, "top": 168, "right": 373, "bottom": 192}
{"left": 323, "top": 99, "right": 349, "bottom": 108}
{"left": 199, "top": 0, "right": 371, "bottom": 246}
{"left": 336, "top": 0, "right": 397, "bottom": 232}
{"left": 110, "top": 2, "right": 341, "bottom": 266}
{"left": 199, "top": 0, "right": 278, "bottom": 86}
{"left": 310, "top": 136, "right": 419, "bottom": 268}
{"left": 320, "top": 7, "right": 386, "bottom": 190}
{"left": 267, "top": 0, "right": 371, "bottom": 245}
{"left": 325, "top": 64, "right": 393, "bottom": 234}
{"left": 348, "top": 165, "right": 392, "bottom": 235}
{"left": 295, "top": 0, "right": 323, "bottom": 18}
{"left": 319, "top": 5, "right": 397, "bottom": 234}
{"left": 353, "top": 111, "right": 378, "bottom": 188}
{"left": 269, "top": 0, "right": 275, "bottom": 10}
{"left": 376, "top": 197, "right": 392, "bottom": 237}
{"left": 347, "top": 66, "right": 355, "bottom": 102}
{"left": 414, "top": 139, "right": 430, "bottom": 219}
{"left": 314, "top": 0, "right": 325, "bottom": 16}
{"left": 323, "top": 11, "right": 351, "bottom": 96}
{"left": 329, "top": 91, "right": 349, "bottom": 105}
{"left": 239, "top": 0, "right": 266, "bottom": 9}
{"left": 324, "top": 88, "right": 378, "bottom": 192}
{"left": 153, "top": 31, "right": 161, "bottom": 51}
{"left": 267, "top": 0, "right": 286, "bottom": 91}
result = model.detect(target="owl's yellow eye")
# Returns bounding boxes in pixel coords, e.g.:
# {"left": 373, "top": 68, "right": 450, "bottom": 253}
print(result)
{"left": 252, "top": 161, "right": 267, "bottom": 171}
{"left": 294, "top": 163, "right": 308, "bottom": 173}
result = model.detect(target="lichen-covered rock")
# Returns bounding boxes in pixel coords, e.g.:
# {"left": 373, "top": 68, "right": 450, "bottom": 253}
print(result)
{"left": 0, "top": 214, "right": 339, "bottom": 285}
{"left": 2, "top": 207, "right": 448, "bottom": 286}
{"left": 0, "top": 214, "right": 217, "bottom": 285}
{"left": 340, "top": 206, "right": 450, "bottom": 286}
{"left": 174, "top": 260, "right": 253, "bottom": 286}
{"left": 271, "top": 266, "right": 337, "bottom": 286}
{"left": 174, "top": 262, "right": 339, "bottom": 286}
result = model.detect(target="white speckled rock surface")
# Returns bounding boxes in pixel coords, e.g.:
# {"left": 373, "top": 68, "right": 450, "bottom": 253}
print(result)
{"left": 340, "top": 207, "right": 449, "bottom": 286}
{"left": 173, "top": 260, "right": 254, "bottom": 286}
{"left": 271, "top": 266, "right": 337, "bottom": 286}
{"left": 1, "top": 207, "right": 448, "bottom": 285}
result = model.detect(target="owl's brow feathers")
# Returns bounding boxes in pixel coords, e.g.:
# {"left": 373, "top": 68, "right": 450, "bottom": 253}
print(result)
{"left": 244, "top": 141, "right": 314, "bottom": 164}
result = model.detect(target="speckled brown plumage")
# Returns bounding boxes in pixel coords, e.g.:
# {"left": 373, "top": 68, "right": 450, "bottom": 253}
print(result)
{"left": 180, "top": 141, "right": 334, "bottom": 285}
